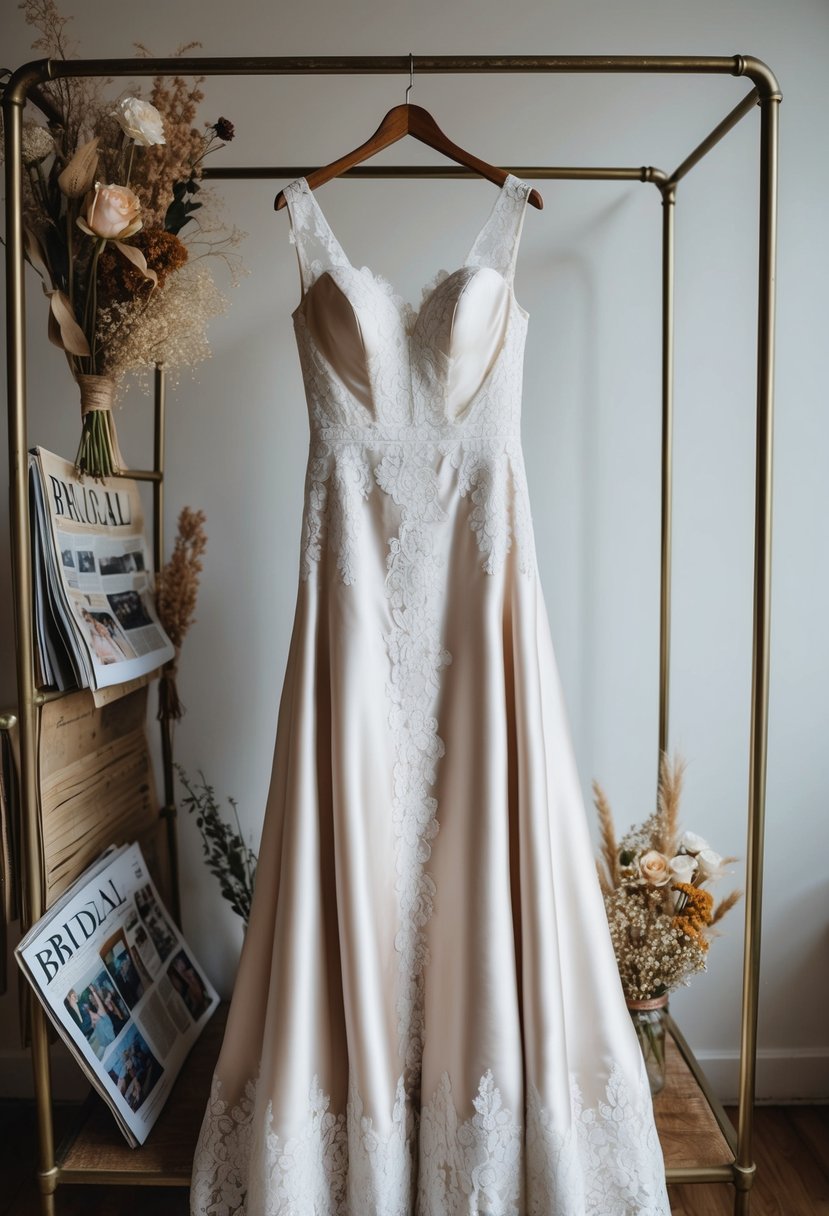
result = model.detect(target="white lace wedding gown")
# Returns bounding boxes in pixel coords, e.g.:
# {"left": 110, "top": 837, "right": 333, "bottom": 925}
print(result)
{"left": 189, "top": 173, "right": 672, "bottom": 1215}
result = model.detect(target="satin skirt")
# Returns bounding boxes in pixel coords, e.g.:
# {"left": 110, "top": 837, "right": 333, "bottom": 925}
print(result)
{"left": 189, "top": 444, "right": 671, "bottom": 1215}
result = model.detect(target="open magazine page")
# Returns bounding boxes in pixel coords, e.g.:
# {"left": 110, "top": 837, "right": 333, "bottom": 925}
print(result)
{"left": 15, "top": 842, "right": 219, "bottom": 1147}
{"left": 29, "top": 447, "right": 174, "bottom": 699}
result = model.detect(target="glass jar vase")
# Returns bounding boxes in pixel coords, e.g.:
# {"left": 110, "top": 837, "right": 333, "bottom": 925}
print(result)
{"left": 626, "top": 993, "right": 668, "bottom": 1095}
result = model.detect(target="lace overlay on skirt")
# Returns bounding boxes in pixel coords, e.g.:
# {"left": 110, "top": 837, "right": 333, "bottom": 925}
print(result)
{"left": 191, "top": 1055, "right": 670, "bottom": 1216}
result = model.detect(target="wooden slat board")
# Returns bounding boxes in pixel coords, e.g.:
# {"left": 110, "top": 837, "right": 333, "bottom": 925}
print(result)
{"left": 39, "top": 686, "right": 169, "bottom": 910}
{"left": 57, "top": 1008, "right": 734, "bottom": 1184}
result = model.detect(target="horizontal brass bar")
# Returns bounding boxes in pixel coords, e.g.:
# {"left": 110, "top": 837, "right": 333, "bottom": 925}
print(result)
{"left": 666, "top": 1166, "right": 737, "bottom": 1184}
{"left": 4, "top": 52, "right": 781, "bottom": 103}
{"left": 53, "top": 1163, "right": 739, "bottom": 1188}
{"left": 55, "top": 1166, "right": 191, "bottom": 1187}
{"left": 202, "top": 163, "right": 668, "bottom": 184}
{"left": 111, "top": 468, "right": 163, "bottom": 482}
{"left": 33, "top": 687, "right": 75, "bottom": 705}
{"left": 53, "top": 1163, "right": 741, "bottom": 1187}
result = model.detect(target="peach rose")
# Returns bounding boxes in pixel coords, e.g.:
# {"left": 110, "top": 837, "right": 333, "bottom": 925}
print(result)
{"left": 639, "top": 849, "right": 672, "bottom": 886}
{"left": 78, "top": 182, "right": 142, "bottom": 241}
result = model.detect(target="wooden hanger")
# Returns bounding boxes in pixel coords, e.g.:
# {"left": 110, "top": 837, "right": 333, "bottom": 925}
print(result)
{"left": 274, "top": 53, "right": 543, "bottom": 211}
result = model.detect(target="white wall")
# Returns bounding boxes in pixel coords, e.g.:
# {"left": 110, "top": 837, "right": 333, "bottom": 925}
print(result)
{"left": 2, "top": 0, "right": 827, "bottom": 1103}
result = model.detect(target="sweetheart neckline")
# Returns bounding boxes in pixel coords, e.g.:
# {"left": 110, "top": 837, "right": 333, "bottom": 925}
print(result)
{"left": 290, "top": 262, "right": 530, "bottom": 328}
{"left": 291, "top": 260, "right": 526, "bottom": 432}
{"left": 290, "top": 173, "right": 530, "bottom": 323}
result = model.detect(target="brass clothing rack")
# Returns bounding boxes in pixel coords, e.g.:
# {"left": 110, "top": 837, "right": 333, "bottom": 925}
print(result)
{"left": 2, "top": 53, "right": 780, "bottom": 1215}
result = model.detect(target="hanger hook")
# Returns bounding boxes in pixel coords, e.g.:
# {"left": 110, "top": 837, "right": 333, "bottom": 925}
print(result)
{"left": 405, "top": 52, "right": 414, "bottom": 104}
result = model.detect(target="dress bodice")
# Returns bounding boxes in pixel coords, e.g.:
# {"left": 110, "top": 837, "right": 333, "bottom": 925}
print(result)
{"left": 281, "top": 173, "right": 537, "bottom": 588}
{"left": 283, "top": 174, "right": 532, "bottom": 440}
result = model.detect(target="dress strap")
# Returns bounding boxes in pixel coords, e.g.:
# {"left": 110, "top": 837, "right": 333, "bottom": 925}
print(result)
{"left": 283, "top": 177, "right": 351, "bottom": 297}
{"left": 464, "top": 174, "right": 533, "bottom": 284}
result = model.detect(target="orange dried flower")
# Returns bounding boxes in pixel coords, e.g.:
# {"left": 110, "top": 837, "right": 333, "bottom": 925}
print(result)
{"left": 98, "top": 227, "right": 188, "bottom": 300}
{"left": 671, "top": 881, "right": 714, "bottom": 948}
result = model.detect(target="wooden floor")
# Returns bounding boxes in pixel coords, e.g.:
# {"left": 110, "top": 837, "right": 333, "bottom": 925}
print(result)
{"left": 1, "top": 1098, "right": 826, "bottom": 1215}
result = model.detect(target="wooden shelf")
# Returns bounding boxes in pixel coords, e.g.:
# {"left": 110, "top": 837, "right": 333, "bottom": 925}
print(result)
{"left": 54, "top": 1003, "right": 734, "bottom": 1188}
{"left": 655, "top": 1032, "right": 735, "bottom": 1175}
{"left": 56, "top": 1002, "right": 229, "bottom": 1185}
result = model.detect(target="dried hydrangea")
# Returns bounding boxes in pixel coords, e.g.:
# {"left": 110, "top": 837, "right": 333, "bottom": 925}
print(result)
{"left": 21, "top": 120, "right": 55, "bottom": 165}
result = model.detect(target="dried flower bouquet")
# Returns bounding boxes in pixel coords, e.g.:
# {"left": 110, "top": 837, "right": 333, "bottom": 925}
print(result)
{"left": 4, "top": 2, "right": 245, "bottom": 477}
{"left": 592, "top": 751, "right": 743, "bottom": 1088}
{"left": 593, "top": 751, "right": 743, "bottom": 1003}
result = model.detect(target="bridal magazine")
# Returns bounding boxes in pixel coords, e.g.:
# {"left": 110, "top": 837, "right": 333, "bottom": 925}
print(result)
{"left": 15, "top": 841, "right": 219, "bottom": 1146}
{"left": 28, "top": 446, "right": 174, "bottom": 703}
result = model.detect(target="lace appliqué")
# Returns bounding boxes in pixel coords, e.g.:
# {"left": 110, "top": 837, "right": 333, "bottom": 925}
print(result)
{"left": 299, "top": 441, "right": 372, "bottom": 584}
{"left": 300, "top": 435, "right": 535, "bottom": 586}
{"left": 375, "top": 448, "right": 452, "bottom": 1095}
{"left": 190, "top": 1058, "right": 670, "bottom": 1215}
{"left": 447, "top": 438, "right": 535, "bottom": 577}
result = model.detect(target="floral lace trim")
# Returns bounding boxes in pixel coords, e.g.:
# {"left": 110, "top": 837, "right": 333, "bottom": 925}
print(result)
{"left": 375, "top": 448, "right": 452, "bottom": 1094}
{"left": 465, "top": 175, "right": 531, "bottom": 284}
{"left": 190, "top": 1057, "right": 671, "bottom": 1215}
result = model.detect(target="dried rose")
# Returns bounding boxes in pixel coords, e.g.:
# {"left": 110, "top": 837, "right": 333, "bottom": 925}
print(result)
{"left": 679, "top": 830, "right": 709, "bottom": 855}
{"left": 214, "top": 116, "right": 235, "bottom": 141}
{"left": 669, "top": 853, "right": 698, "bottom": 883}
{"left": 111, "top": 97, "right": 166, "bottom": 147}
{"left": 58, "top": 135, "right": 100, "bottom": 199}
{"left": 78, "top": 182, "right": 142, "bottom": 240}
{"left": 639, "top": 849, "right": 672, "bottom": 887}
{"left": 696, "top": 848, "right": 728, "bottom": 881}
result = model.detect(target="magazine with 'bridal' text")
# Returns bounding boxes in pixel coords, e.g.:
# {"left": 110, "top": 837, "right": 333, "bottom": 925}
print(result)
{"left": 15, "top": 841, "right": 218, "bottom": 1146}
{"left": 29, "top": 446, "right": 174, "bottom": 704}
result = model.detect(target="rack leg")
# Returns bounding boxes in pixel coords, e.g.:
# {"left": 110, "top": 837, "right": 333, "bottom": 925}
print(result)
{"left": 38, "top": 1179, "right": 58, "bottom": 1216}
{"left": 29, "top": 1001, "right": 59, "bottom": 1215}
{"left": 733, "top": 1168, "right": 756, "bottom": 1216}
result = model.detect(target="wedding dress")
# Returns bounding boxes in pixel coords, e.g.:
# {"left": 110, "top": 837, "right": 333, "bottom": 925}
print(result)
{"left": 189, "top": 173, "right": 672, "bottom": 1215}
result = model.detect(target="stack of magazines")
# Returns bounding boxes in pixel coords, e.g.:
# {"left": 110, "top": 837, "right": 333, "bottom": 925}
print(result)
{"left": 15, "top": 841, "right": 218, "bottom": 1147}
{"left": 28, "top": 446, "right": 174, "bottom": 702}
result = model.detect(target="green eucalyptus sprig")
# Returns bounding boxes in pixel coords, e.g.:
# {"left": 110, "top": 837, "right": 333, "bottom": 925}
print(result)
{"left": 175, "top": 762, "right": 257, "bottom": 927}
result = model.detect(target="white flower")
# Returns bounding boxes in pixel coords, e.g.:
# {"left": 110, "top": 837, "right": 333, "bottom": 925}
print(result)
{"left": 680, "top": 830, "right": 709, "bottom": 855}
{"left": 111, "top": 97, "right": 166, "bottom": 147}
{"left": 21, "top": 121, "right": 55, "bottom": 165}
{"left": 639, "top": 849, "right": 672, "bottom": 886}
{"left": 669, "top": 853, "right": 698, "bottom": 882}
{"left": 697, "top": 848, "right": 728, "bottom": 881}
